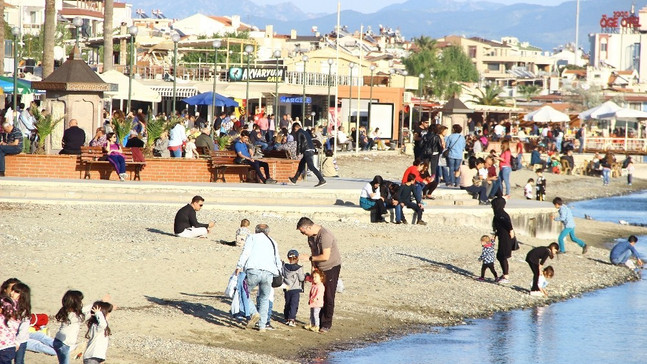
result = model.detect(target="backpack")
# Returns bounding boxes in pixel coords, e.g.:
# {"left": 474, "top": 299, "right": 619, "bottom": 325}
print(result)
{"left": 511, "top": 155, "right": 521, "bottom": 171}
{"left": 422, "top": 132, "right": 441, "bottom": 158}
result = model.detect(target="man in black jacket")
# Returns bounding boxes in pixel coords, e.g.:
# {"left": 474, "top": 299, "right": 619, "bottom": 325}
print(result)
{"left": 174, "top": 196, "right": 215, "bottom": 238}
{"left": 288, "top": 123, "right": 326, "bottom": 188}
{"left": 59, "top": 119, "right": 86, "bottom": 155}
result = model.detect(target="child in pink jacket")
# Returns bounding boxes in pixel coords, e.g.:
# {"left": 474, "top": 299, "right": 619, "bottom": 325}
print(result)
{"left": 304, "top": 269, "right": 325, "bottom": 333}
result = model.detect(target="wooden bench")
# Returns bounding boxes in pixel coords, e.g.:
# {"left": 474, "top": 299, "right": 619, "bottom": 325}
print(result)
{"left": 208, "top": 150, "right": 254, "bottom": 183}
{"left": 80, "top": 146, "right": 145, "bottom": 180}
{"left": 261, "top": 149, "right": 291, "bottom": 159}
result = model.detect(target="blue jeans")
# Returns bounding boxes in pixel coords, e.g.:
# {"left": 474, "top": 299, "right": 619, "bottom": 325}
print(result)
{"left": 107, "top": 154, "right": 126, "bottom": 174}
{"left": 611, "top": 249, "right": 633, "bottom": 265}
{"left": 602, "top": 168, "right": 611, "bottom": 185}
{"left": 0, "top": 347, "right": 15, "bottom": 364}
{"left": 414, "top": 182, "right": 425, "bottom": 202}
{"left": 488, "top": 179, "right": 502, "bottom": 199}
{"left": 27, "top": 332, "right": 57, "bottom": 356}
{"left": 558, "top": 227, "right": 586, "bottom": 252}
{"left": 257, "top": 293, "right": 273, "bottom": 326}
{"left": 53, "top": 338, "right": 71, "bottom": 364}
{"left": 245, "top": 269, "right": 273, "bottom": 329}
{"left": 499, "top": 167, "right": 511, "bottom": 195}
{"left": 15, "top": 342, "right": 27, "bottom": 364}
{"left": 447, "top": 158, "right": 462, "bottom": 186}
{"left": 0, "top": 144, "right": 22, "bottom": 173}
{"left": 170, "top": 148, "right": 182, "bottom": 158}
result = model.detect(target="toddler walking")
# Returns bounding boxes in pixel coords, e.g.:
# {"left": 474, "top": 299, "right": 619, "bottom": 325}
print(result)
{"left": 282, "top": 249, "right": 305, "bottom": 327}
{"left": 477, "top": 235, "right": 498, "bottom": 281}
{"left": 304, "top": 269, "right": 325, "bottom": 333}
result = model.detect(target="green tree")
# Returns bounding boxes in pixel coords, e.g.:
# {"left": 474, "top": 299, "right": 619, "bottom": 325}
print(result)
{"left": 403, "top": 37, "right": 438, "bottom": 97}
{"left": 518, "top": 84, "right": 540, "bottom": 100}
{"left": 468, "top": 84, "right": 506, "bottom": 106}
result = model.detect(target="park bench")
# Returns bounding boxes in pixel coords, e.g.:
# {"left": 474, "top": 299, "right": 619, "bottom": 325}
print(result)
{"left": 208, "top": 150, "right": 254, "bottom": 183}
{"left": 79, "top": 146, "right": 145, "bottom": 180}
{"left": 261, "top": 149, "right": 291, "bottom": 159}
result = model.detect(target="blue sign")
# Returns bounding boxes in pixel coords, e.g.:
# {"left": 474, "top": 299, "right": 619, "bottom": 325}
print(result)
{"left": 280, "top": 96, "right": 312, "bottom": 104}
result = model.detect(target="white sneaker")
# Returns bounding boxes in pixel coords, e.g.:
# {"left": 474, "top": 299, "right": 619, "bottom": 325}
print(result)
{"left": 626, "top": 260, "right": 637, "bottom": 269}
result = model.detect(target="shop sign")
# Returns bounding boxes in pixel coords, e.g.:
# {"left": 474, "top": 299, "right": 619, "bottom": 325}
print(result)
{"left": 280, "top": 96, "right": 311, "bottom": 104}
{"left": 228, "top": 67, "right": 285, "bottom": 82}
{"left": 600, "top": 11, "right": 641, "bottom": 30}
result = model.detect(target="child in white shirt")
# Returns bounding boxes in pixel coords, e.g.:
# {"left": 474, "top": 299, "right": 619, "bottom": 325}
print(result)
{"left": 524, "top": 178, "right": 534, "bottom": 200}
{"left": 235, "top": 219, "right": 251, "bottom": 247}
{"left": 184, "top": 135, "right": 198, "bottom": 159}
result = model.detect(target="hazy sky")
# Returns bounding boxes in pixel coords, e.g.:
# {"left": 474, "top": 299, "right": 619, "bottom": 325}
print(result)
{"left": 272, "top": 0, "right": 568, "bottom": 14}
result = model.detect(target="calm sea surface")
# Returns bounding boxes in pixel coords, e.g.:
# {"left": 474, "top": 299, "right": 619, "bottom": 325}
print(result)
{"left": 323, "top": 191, "right": 647, "bottom": 364}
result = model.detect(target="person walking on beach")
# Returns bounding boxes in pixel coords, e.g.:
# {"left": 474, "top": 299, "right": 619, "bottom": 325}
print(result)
{"left": 610, "top": 235, "right": 643, "bottom": 269}
{"left": 492, "top": 196, "right": 515, "bottom": 283}
{"left": 552, "top": 197, "right": 587, "bottom": 254}
{"left": 525, "top": 242, "right": 559, "bottom": 297}
{"left": 296, "top": 217, "right": 342, "bottom": 333}
{"left": 288, "top": 122, "right": 326, "bottom": 188}
{"left": 234, "top": 224, "right": 282, "bottom": 332}
{"left": 173, "top": 196, "right": 215, "bottom": 238}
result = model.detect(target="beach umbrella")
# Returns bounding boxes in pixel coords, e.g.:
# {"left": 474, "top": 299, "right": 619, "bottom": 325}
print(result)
{"left": 0, "top": 76, "right": 34, "bottom": 94}
{"left": 182, "top": 92, "right": 239, "bottom": 107}
{"left": 578, "top": 100, "right": 621, "bottom": 120}
{"left": 523, "top": 105, "right": 570, "bottom": 123}
{"left": 596, "top": 107, "right": 647, "bottom": 120}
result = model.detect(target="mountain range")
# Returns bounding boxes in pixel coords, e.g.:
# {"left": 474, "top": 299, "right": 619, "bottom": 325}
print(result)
{"left": 128, "top": 0, "right": 645, "bottom": 51}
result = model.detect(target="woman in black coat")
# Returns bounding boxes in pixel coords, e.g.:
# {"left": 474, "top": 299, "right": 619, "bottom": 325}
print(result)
{"left": 492, "top": 196, "right": 515, "bottom": 283}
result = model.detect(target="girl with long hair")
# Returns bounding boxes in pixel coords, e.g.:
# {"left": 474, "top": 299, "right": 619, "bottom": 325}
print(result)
{"left": 104, "top": 132, "right": 127, "bottom": 181}
{"left": 498, "top": 140, "right": 512, "bottom": 198}
{"left": 83, "top": 301, "right": 114, "bottom": 364}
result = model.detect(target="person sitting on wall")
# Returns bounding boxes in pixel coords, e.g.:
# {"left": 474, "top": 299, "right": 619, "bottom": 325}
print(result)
{"left": 59, "top": 119, "right": 86, "bottom": 155}
{"left": 0, "top": 122, "right": 23, "bottom": 177}
{"left": 195, "top": 127, "right": 217, "bottom": 153}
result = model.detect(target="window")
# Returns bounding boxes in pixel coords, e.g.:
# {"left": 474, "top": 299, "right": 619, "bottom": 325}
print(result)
{"left": 487, "top": 63, "right": 499, "bottom": 71}
{"left": 468, "top": 46, "right": 477, "bottom": 58}
{"left": 600, "top": 43, "right": 607, "bottom": 52}
{"left": 30, "top": 11, "right": 38, "bottom": 24}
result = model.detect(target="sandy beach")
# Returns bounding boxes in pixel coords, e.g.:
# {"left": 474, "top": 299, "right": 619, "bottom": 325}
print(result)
{"left": 4, "top": 152, "right": 646, "bottom": 364}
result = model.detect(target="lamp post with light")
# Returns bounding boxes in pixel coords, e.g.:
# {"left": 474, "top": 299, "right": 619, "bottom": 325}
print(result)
{"left": 301, "top": 55, "right": 308, "bottom": 124}
{"left": 171, "top": 33, "right": 180, "bottom": 116}
{"left": 273, "top": 50, "right": 281, "bottom": 118}
{"left": 211, "top": 39, "right": 222, "bottom": 122}
{"left": 244, "top": 44, "right": 254, "bottom": 120}
{"left": 11, "top": 26, "right": 20, "bottom": 120}
{"left": 127, "top": 25, "right": 138, "bottom": 113}
{"left": 73, "top": 17, "right": 83, "bottom": 49}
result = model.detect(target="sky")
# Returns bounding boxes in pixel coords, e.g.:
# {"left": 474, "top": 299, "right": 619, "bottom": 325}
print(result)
{"left": 264, "top": 0, "right": 569, "bottom": 14}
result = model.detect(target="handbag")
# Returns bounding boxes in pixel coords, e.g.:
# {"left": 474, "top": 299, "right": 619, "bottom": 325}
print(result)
{"left": 511, "top": 237, "right": 520, "bottom": 251}
{"left": 264, "top": 232, "right": 283, "bottom": 288}
{"left": 443, "top": 136, "right": 458, "bottom": 159}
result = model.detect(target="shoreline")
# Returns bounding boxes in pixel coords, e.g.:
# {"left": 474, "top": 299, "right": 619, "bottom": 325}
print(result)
{"left": 9, "top": 154, "right": 647, "bottom": 364}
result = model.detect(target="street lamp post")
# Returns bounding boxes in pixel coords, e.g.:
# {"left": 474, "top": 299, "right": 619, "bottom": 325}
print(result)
{"left": 171, "top": 33, "right": 180, "bottom": 116}
{"left": 301, "top": 55, "right": 308, "bottom": 125}
{"left": 212, "top": 39, "right": 222, "bottom": 123}
{"left": 418, "top": 73, "right": 424, "bottom": 127}
{"left": 73, "top": 17, "right": 83, "bottom": 49}
{"left": 326, "top": 58, "right": 333, "bottom": 130}
{"left": 127, "top": 25, "right": 138, "bottom": 114}
{"left": 368, "top": 65, "right": 375, "bottom": 132}
{"left": 348, "top": 63, "right": 354, "bottom": 129}
{"left": 11, "top": 26, "right": 20, "bottom": 121}
{"left": 244, "top": 44, "right": 254, "bottom": 120}
{"left": 273, "top": 50, "right": 281, "bottom": 119}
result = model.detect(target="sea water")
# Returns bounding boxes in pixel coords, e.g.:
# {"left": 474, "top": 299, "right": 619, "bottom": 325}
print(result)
{"left": 323, "top": 192, "right": 647, "bottom": 364}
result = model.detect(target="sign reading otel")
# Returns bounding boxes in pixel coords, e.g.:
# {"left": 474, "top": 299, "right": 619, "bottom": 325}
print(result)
{"left": 228, "top": 67, "right": 285, "bottom": 82}
{"left": 600, "top": 10, "right": 641, "bottom": 32}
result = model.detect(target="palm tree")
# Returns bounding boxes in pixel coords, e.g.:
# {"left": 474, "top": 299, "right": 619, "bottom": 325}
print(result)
{"left": 413, "top": 36, "right": 435, "bottom": 51}
{"left": 103, "top": 0, "right": 114, "bottom": 72}
{"left": 469, "top": 85, "right": 506, "bottom": 106}
{"left": 42, "top": 0, "right": 56, "bottom": 78}
{"left": 518, "top": 84, "right": 540, "bottom": 100}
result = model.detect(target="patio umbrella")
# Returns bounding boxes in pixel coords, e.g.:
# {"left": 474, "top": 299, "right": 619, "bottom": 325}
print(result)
{"left": 578, "top": 100, "right": 622, "bottom": 120}
{"left": 523, "top": 105, "right": 570, "bottom": 123}
{"left": 182, "top": 92, "right": 239, "bottom": 107}
{"left": 0, "top": 76, "right": 34, "bottom": 94}
{"left": 596, "top": 107, "right": 647, "bottom": 119}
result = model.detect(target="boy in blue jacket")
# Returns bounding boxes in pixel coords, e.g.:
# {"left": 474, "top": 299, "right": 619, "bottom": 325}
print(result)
{"left": 552, "top": 197, "right": 588, "bottom": 254}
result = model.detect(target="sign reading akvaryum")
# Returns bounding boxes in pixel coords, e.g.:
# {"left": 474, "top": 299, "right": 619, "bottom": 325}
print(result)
{"left": 228, "top": 67, "right": 285, "bottom": 82}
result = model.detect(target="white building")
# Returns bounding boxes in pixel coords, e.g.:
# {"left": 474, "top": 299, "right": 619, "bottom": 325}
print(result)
{"left": 589, "top": 5, "right": 647, "bottom": 84}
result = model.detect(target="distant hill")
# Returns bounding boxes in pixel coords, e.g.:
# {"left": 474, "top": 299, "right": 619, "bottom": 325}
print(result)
{"left": 128, "top": 0, "right": 645, "bottom": 51}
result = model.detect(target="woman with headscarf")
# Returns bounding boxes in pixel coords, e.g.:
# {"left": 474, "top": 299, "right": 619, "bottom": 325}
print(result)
{"left": 360, "top": 175, "right": 387, "bottom": 223}
{"left": 492, "top": 196, "right": 515, "bottom": 283}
